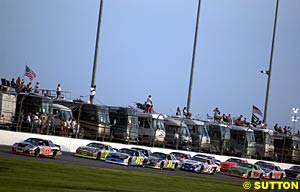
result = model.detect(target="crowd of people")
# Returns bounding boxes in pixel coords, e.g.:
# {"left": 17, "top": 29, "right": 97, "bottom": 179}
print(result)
{"left": 273, "top": 123, "right": 292, "bottom": 135}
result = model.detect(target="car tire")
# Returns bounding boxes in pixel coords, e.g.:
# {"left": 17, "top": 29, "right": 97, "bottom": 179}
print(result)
{"left": 96, "top": 153, "right": 101, "bottom": 160}
{"left": 210, "top": 167, "right": 216, "bottom": 175}
{"left": 128, "top": 158, "right": 132, "bottom": 166}
{"left": 198, "top": 166, "right": 204, "bottom": 174}
{"left": 160, "top": 162, "right": 164, "bottom": 170}
{"left": 34, "top": 148, "right": 40, "bottom": 158}
{"left": 280, "top": 174, "right": 283, "bottom": 181}
{"left": 51, "top": 150, "right": 57, "bottom": 159}
{"left": 172, "top": 163, "right": 178, "bottom": 171}
{"left": 247, "top": 172, "right": 251, "bottom": 179}
{"left": 269, "top": 173, "right": 272, "bottom": 180}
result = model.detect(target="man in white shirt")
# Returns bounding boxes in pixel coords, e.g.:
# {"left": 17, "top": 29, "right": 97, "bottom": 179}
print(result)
{"left": 90, "top": 85, "right": 96, "bottom": 104}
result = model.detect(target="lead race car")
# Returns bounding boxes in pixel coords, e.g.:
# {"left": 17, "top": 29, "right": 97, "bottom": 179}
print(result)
{"left": 180, "top": 155, "right": 220, "bottom": 175}
{"left": 75, "top": 142, "right": 115, "bottom": 160}
{"left": 12, "top": 138, "right": 62, "bottom": 158}
{"left": 105, "top": 148, "right": 145, "bottom": 166}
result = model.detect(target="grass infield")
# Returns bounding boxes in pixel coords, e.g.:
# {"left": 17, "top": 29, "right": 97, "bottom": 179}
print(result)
{"left": 0, "top": 158, "right": 242, "bottom": 192}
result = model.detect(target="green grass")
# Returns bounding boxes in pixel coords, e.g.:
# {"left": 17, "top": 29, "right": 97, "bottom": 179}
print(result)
{"left": 0, "top": 158, "right": 242, "bottom": 192}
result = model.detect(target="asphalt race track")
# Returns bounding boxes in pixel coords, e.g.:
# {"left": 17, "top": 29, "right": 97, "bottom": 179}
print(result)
{"left": 0, "top": 145, "right": 249, "bottom": 184}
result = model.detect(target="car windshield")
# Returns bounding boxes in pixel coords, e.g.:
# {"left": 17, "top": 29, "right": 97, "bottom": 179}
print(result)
{"left": 87, "top": 143, "right": 104, "bottom": 149}
{"left": 260, "top": 163, "right": 275, "bottom": 170}
{"left": 171, "top": 153, "right": 184, "bottom": 158}
{"left": 191, "top": 156, "right": 206, "bottom": 163}
{"left": 24, "top": 138, "right": 46, "bottom": 146}
{"left": 152, "top": 152, "right": 166, "bottom": 159}
{"left": 227, "top": 158, "right": 241, "bottom": 163}
{"left": 119, "top": 149, "right": 136, "bottom": 156}
{"left": 237, "top": 163, "right": 253, "bottom": 168}
{"left": 290, "top": 166, "right": 300, "bottom": 171}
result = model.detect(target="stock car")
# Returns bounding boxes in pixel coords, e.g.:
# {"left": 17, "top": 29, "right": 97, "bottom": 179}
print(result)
{"left": 75, "top": 142, "right": 115, "bottom": 160}
{"left": 146, "top": 152, "right": 180, "bottom": 170}
{"left": 254, "top": 161, "right": 286, "bottom": 180}
{"left": 12, "top": 137, "right": 62, "bottom": 158}
{"left": 170, "top": 152, "right": 191, "bottom": 162}
{"left": 284, "top": 166, "right": 300, "bottom": 180}
{"left": 227, "top": 162, "right": 265, "bottom": 179}
{"left": 180, "top": 155, "right": 220, "bottom": 175}
{"left": 220, "top": 158, "right": 248, "bottom": 171}
{"left": 105, "top": 148, "right": 145, "bottom": 166}
{"left": 194, "top": 154, "right": 221, "bottom": 166}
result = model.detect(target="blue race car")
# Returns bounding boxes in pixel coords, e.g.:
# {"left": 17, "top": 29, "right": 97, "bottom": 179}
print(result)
{"left": 105, "top": 148, "right": 145, "bottom": 166}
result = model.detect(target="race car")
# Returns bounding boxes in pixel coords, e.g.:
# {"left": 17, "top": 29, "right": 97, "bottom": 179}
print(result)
{"left": 105, "top": 148, "right": 145, "bottom": 166}
{"left": 285, "top": 166, "right": 300, "bottom": 180}
{"left": 227, "top": 162, "right": 264, "bottom": 179}
{"left": 75, "top": 142, "right": 115, "bottom": 160}
{"left": 180, "top": 155, "right": 220, "bottom": 175}
{"left": 194, "top": 154, "right": 221, "bottom": 166}
{"left": 220, "top": 158, "right": 248, "bottom": 171}
{"left": 145, "top": 152, "right": 180, "bottom": 170}
{"left": 170, "top": 152, "right": 191, "bottom": 162}
{"left": 255, "top": 161, "right": 285, "bottom": 180}
{"left": 12, "top": 137, "right": 62, "bottom": 158}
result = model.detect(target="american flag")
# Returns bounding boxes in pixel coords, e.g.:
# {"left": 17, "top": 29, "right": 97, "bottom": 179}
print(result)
{"left": 252, "top": 105, "right": 263, "bottom": 116}
{"left": 25, "top": 65, "right": 36, "bottom": 81}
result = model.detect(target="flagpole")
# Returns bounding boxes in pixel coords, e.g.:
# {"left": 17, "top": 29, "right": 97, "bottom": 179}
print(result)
{"left": 263, "top": 0, "right": 279, "bottom": 125}
{"left": 91, "top": 0, "right": 104, "bottom": 88}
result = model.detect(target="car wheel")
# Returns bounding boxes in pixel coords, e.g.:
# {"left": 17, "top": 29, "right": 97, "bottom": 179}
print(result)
{"left": 280, "top": 174, "right": 283, "bottom": 181}
{"left": 198, "top": 166, "right": 204, "bottom": 174}
{"left": 96, "top": 153, "right": 101, "bottom": 160}
{"left": 210, "top": 167, "right": 216, "bottom": 175}
{"left": 269, "top": 173, "right": 272, "bottom": 180}
{"left": 128, "top": 158, "right": 132, "bottom": 166}
{"left": 172, "top": 163, "right": 178, "bottom": 171}
{"left": 51, "top": 150, "right": 57, "bottom": 158}
{"left": 160, "top": 162, "right": 164, "bottom": 170}
{"left": 247, "top": 172, "right": 251, "bottom": 179}
{"left": 259, "top": 174, "right": 263, "bottom": 180}
{"left": 34, "top": 148, "right": 40, "bottom": 158}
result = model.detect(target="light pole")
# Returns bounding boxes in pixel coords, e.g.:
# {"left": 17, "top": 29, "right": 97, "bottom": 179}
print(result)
{"left": 292, "top": 107, "right": 299, "bottom": 134}
{"left": 261, "top": 0, "right": 280, "bottom": 125}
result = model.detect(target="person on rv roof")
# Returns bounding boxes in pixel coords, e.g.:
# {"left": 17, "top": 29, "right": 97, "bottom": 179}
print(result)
{"left": 56, "top": 84, "right": 62, "bottom": 99}
{"left": 90, "top": 85, "right": 96, "bottom": 104}
{"left": 34, "top": 82, "right": 40, "bottom": 93}
{"left": 176, "top": 107, "right": 182, "bottom": 116}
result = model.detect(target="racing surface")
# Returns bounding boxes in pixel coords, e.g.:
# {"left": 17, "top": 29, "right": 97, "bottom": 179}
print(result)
{"left": 0, "top": 145, "right": 247, "bottom": 184}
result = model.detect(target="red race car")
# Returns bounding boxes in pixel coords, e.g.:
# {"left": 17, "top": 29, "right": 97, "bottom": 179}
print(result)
{"left": 220, "top": 158, "right": 247, "bottom": 171}
{"left": 12, "top": 137, "right": 62, "bottom": 158}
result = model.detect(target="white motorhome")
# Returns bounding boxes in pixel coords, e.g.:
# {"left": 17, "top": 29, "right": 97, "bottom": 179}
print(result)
{"left": 164, "top": 116, "right": 192, "bottom": 150}
{"left": 0, "top": 92, "right": 16, "bottom": 125}
{"left": 51, "top": 103, "right": 73, "bottom": 135}
{"left": 183, "top": 118, "right": 210, "bottom": 152}
{"left": 137, "top": 112, "right": 165, "bottom": 146}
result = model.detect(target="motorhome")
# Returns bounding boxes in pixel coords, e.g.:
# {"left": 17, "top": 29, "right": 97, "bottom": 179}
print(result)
{"left": 205, "top": 121, "right": 230, "bottom": 155}
{"left": 54, "top": 100, "right": 110, "bottom": 140}
{"left": 251, "top": 127, "right": 274, "bottom": 159}
{"left": 0, "top": 92, "right": 16, "bottom": 126}
{"left": 164, "top": 116, "right": 192, "bottom": 150}
{"left": 137, "top": 112, "right": 165, "bottom": 146}
{"left": 51, "top": 103, "right": 73, "bottom": 135}
{"left": 228, "top": 125, "right": 256, "bottom": 158}
{"left": 273, "top": 133, "right": 300, "bottom": 163}
{"left": 108, "top": 106, "right": 139, "bottom": 143}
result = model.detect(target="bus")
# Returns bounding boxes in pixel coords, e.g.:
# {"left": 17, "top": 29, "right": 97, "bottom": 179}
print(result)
{"left": 54, "top": 100, "right": 110, "bottom": 140}
{"left": 206, "top": 121, "right": 230, "bottom": 155}
{"left": 251, "top": 128, "right": 274, "bottom": 160}
{"left": 137, "top": 112, "right": 165, "bottom": 146}
{"left": 183, "top": 118, "right": 210, "bottom": 152}
{"left": 108, "top": 106, "right": 139, "bottom": 144}
{"left": 228, "top": 125, "right": 256, "bottom": 158}
{"left": 51, "top": 103, "right": 73, "bottom": 135}
{"left": 164, "top": 116, "right": 192, "bottom": 150}
{"left": 273, "top": 133, "right": 300, "bottom": 163}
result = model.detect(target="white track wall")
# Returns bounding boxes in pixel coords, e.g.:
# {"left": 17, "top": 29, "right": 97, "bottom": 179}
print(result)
{"left": 0, "top": 130, "right": 296, "bottom": 170}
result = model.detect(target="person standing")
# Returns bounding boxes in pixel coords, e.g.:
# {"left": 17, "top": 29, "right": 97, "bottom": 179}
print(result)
{"left": 90, "top": 85, "right": 96, "bottom": 104}
{"left": 34, "top": 82, "right": 40, "bottom": 93}
{"left": 56, "top": 84, "right": 62, "bottom": 99}
{"left": 146, "top": 95, "right": 152, "bottom": 112}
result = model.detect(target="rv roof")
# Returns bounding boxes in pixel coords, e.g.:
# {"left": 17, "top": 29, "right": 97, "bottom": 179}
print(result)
{"left": 165, "top": 118, "right": 187, "bottom": 127}
{"left": 229, "top": 125, "right": 254, "bottom": 132}
{"left": 52, "top": 103, "right": 72, "bottom": 111}
{"left": 184, "top": 118, "right": 205, "bottom": 126}
{"left": 137, "top": 112, "right": 164, "bottom": 120}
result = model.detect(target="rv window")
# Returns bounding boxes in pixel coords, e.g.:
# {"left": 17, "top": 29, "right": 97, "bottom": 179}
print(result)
{"left": 144, "top": 120, "right": 150, "bottom": 129}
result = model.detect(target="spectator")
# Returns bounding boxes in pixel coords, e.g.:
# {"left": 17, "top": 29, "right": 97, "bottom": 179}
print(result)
{"left": 234, "top": 115, "right": 243, "bottom": 126}
{"left": 183, "top": 107, "right": 188, "bottom": 117}
{"left": 176, "top": 107, "right": 182, "bottom": 116}
{"left": 146, "top": 95, "right": 152, "bottom": 112}
{"left": 148, "top": 105, "right": 154, "bottom": 113}
{"left": 213, "top": 108, "right": 222, "bottom": 123}
{"left": 227, "top": 114, "right": 232, "bottom": 125}
{"left": 16, "top": 77, "right": 21, "bottom": 87}
{"left": 89, "top": 85, "right": 96, "bottom": 104}
{"left": 26, "top": 82, "right": 32, "bottom": 92}
{"left": 34, "top": 82, "right": 40, "bottom": 93}
{"left": 274, "top": 123, "right": 279, "bottom": 132}
{"left": 56, "top": 84, "right": 62, "bottom": 99}
{"left": 11, "top": 78, "right": 16, "bottom": 88}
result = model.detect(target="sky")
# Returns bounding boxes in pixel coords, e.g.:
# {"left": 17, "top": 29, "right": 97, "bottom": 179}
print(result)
{"left": 1, "top": 0, "right": 300, "bottom": 131}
